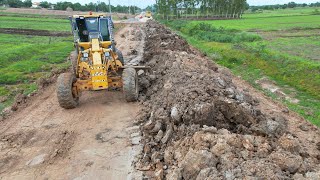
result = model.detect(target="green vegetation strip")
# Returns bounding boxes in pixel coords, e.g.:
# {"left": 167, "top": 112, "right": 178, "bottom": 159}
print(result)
{"left": 163, "top": 17, "right": 320, "bottom": 126}
{"left": 0, "top": 33, "right": 73, "bottom": 112}
{"left": 0, "top": 16, "right": 70, "bottom": 31}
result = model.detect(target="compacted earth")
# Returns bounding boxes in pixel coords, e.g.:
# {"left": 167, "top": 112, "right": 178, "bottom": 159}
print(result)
{"left": 134, "top": 21, "right": 320, "bottom": 180}
{"left": 0, "top": 20, "right": 319, "bottom": 180}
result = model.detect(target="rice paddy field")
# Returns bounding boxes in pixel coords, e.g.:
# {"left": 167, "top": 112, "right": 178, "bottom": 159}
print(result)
{"left": 0, "top": 14, "right": 72, "bottom": 112}
{"left": 0, "top": 15, "right": 70, "bottom": 31}
{"left": 163, "top": 7, "right": 320, "bottom": 126}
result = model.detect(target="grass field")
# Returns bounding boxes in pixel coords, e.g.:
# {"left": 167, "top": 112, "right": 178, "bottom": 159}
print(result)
{"left": 163, "top": 7, "right": 320, "bottom": 126}
{"left": 0, "top": 15, "right": 72, "bottom": 112}
{"left": 0, "top": 15, "right": 70, "bottom": 31}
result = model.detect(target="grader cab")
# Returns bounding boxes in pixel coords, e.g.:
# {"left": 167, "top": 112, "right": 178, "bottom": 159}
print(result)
{"left": 57, "top": 14, "right": 139, "bottom": 109}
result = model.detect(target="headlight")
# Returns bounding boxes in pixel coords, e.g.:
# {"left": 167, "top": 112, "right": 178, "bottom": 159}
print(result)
{"left": 105, "top": 52, "right": 110, "bottom": 57}
{"left": 83, "top": 52, "right": 89, "bottom": 58}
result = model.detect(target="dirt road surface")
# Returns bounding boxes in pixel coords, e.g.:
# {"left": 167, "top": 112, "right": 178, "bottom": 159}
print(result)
{"left": 0, "top": 22, "right": 145, "bottom": 180}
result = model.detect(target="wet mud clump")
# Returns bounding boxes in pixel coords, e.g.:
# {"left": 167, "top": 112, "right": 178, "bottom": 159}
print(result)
{"left": 136, "top": 21, "right": 320, "bottom": 179}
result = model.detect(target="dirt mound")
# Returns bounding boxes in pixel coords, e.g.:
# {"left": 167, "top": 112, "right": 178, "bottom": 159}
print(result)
{"left": 0, "top": 28, "right": 71, "bottom": 37}
{"left": 142, "top": 22, "right": 192, "bottom": 62}
{"left": 136, "top": 21, "right": 320, "bottom": 179}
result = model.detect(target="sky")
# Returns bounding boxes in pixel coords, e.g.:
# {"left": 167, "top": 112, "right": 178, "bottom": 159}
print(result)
{"left": 44, "top": 0, "right": 320, "bottom": 9}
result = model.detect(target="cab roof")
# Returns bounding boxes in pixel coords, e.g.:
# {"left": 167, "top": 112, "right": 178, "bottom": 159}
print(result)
{"left": 72, "top": 14, "right": 108, "bottom": 19}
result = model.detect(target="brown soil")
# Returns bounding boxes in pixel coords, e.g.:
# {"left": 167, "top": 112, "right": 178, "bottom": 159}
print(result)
{"left": 135, "top": 21, "right": 320, "bottom": 179}
{"left": 0, "top": 28, "right": 71, "bottom": 37}
{"left": 0, "top": 23, "right": 144, "bottom": 179}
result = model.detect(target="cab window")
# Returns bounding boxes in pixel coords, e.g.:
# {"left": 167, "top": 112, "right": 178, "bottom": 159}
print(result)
{"left": 100, "top": 18, "right": 110, "bottom": 41}
{"left": 85, "top": 18, "right": 99, "bottom": 32}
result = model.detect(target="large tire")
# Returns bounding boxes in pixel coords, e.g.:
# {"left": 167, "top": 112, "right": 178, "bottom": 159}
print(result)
{"left": 71, "top": 56, "right": 77, "bottom": 76}
{"left": 57, "top": 73, "right": 79, "bottom": 109}
{"left": 123, "top": 68, "right": 138, "bottom": 102}
{"left": 115, "top": 48, "right": 124, "bottom": 65}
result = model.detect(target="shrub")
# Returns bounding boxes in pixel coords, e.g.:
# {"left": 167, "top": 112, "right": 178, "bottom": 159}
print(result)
{"left": 311, "top": 9, "right": 320, "bottom": 15}
{"left": 234, "top": 32, "right": 262, "bottom": 42}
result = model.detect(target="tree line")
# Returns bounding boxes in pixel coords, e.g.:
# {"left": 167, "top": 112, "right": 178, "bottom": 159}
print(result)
{"left": 250, "top": 2, "right": 320, "bottom": 11}
{"left": 0, "top": 0, "right": 31, "bottom": 8}
{"left": 0, "top": 0, "right": 140, "bottom": 14}
{"left": 53, "top": 1, "right": 140, "bottom": 14}
{"left": 155, "top": 0, "right": 249, "bottom": 19}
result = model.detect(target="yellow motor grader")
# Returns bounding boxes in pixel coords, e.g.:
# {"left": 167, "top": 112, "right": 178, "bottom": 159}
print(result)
{"left": 57, "top": 13, "right": 139, "bottom": 109}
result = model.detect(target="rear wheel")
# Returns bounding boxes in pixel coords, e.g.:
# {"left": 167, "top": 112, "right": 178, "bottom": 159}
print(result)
{"left": 115, "top": 48, "right": 124, "bottom": 65}
{"left": 71, "top": 56, "right": 78, "bottom": 76}
{"left": 57, "top": 73, "right": 79, "bottom": 109}
{"left": 123, "top": 68, "right": 138, "bottom": 102}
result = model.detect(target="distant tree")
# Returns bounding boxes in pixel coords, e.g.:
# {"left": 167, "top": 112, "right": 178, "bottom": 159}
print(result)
{"left": 287, "top": 2, "right": 297, "bottom": 8}
{"left": 55, "top": 1, "right": 73, "bottom": 10}
{"left": 145, "top": 5, "right": 153, "bottom": 11}
{"left": 72, "top": 2, "right": 81, "bottom": 11}
{"left": 245, "top": 2, "right": 250, "bottom": 10}
{"left": 0, "top": 0, "right": 7, "bottom": 6}
{"left": 87, "top": 2, "right": 96, "bottom": 11}
{"left": 23, "top": 0, "right": 31, "bottom": 7}
{"left": 39, "top": 1, "right": 50, "bottom": 8}
{"left": 281, "top": 4, "right": 288, "bottom": 9}
{"left": 302, "top": 3, "right": 308, "bottom": 7}
{"left": 310, "top": 2, "right": 320, "bottom": 7}
{"left": 7, "top": 0, "right": 23, "bottom": 7}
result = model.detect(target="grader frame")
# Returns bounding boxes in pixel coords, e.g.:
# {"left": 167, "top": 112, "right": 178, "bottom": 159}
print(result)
{"left": 56, "top": 13, "right": 139, "bottom": 109}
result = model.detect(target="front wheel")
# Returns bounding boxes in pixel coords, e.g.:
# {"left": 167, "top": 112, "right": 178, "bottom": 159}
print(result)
{"left": 122, "top": 68, "right": 138, "bottom": 102}
{"left": 57, "top": 73, "right": 79, "bottom": 109}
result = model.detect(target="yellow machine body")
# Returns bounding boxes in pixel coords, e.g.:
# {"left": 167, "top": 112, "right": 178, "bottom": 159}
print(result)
{"left": 145, "top": 11, "right": 152, "bottom": 18}
{"left": 57, "top": 13, "right": 141, "bottom": 109}
{"left": 74, "top": 39, "right": 123, "bottom": 94}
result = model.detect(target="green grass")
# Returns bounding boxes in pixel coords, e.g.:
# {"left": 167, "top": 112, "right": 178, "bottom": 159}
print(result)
{"left": 162, "top": 7, "right": 320, "bottom": 126}
{"left": 176, "top": 8, "right": 320, "bottom": 31}
{"left": 184, "top": 38, "right": 320, "bottom": 126}
{"left": 188, "top": 15, "right": 320, "bottom": 31}
{"left": 180, "top": 22, "right": 262, "bottom": 43}
{"left": 0, "top": 34, "right": 73, "bottom": 111}
{"left": 0, "top": 13, "right": 73, "bottom": 112}
{"left": 0, "top": 16, "right": 70, "bottom": 31}
{"left": 245, "top": 7, "right": 319, "bottom": 18}
{"left": 0, "top": 33, "right": 73, "bottom": 112}
{"left": 0, "top": 11, "right": 66, "bottom": 19}
{"left": 266, "top": 36, "right": 320, "bottom": 62}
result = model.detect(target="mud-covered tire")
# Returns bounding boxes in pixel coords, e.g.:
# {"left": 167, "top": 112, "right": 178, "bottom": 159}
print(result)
{"left": 71, "top": 56, "right": 77, "bottom": 76}
{"left": 115, "top": 48, "right": 124, "bottom": 65}
{"left": 123, "top": 68, "right": 138, "bottom": 102}
{"left": 57, "top": 73, "right": 79, "bottom": 109}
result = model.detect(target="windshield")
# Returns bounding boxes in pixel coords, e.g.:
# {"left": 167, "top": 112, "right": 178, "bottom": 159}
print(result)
{"left": 100, "top": 18, "right": 110, "bottom": 41}
{"left": 85, "top": 18, "right": 99, "bottom": 31}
